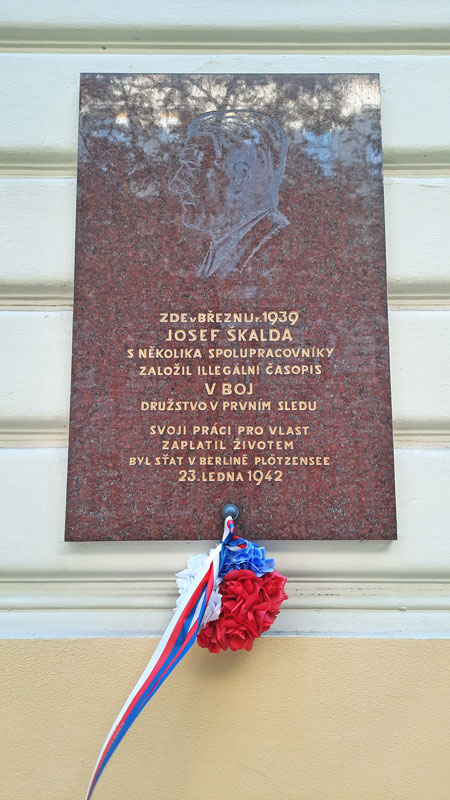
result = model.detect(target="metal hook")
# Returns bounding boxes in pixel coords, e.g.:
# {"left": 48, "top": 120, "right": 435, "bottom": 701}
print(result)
{"left": 221, "top": 503, "right": 239, "bottom": 521}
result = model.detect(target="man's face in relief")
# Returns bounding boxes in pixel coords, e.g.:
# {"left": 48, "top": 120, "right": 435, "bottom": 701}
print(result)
{"left": 169, "top": 134, "right": 250, "bottom": 237}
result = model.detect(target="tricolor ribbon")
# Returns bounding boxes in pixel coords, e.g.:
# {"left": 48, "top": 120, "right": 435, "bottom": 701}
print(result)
{"left": 85, "top": 516, "right": 239, "bottom": 800}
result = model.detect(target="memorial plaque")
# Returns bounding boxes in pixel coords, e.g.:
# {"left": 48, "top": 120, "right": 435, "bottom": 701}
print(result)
{"left": 65, "top": 73, "right": 396, "bottom": 541}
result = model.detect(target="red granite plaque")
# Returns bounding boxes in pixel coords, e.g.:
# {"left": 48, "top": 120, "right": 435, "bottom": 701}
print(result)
{"left": 65, "top": 73, "right": 396, "bottom": 541}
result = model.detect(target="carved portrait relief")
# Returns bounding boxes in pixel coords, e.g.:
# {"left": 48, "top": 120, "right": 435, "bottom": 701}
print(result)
{"left": 169, "top": 110, "right": 290, "bottom": 279}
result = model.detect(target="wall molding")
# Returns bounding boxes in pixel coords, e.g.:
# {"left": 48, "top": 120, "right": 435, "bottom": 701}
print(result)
{"left": 0, "top": 150, "right": 77, "bottom": 178}
{"left": 3, "top": 577, "right": 450, "bottom": 611}
{"left": 2, "top": 286, "right": 450, "bottom": 312}
{"left": 0, "top": 284, "right": 74, "bottom": 311}
{"left": 2, "top": 148, "right": 450, "bottom": 179}
{"left": 0, "top": 423, "right": 69, "bottom": 448}
{"left": 0, "top": 25, "right": 450, "bottom": 55}
{"left": 383, "top": 150, "right": 450, "bottom": 177}
{"left": 1, "top": 577, "right": 449, "bottom": 638}
{"left": 0, "top": 424, "right": 448, "bottom": 449}
{"left": 393, "top": 423, "right": 450, "bottom": 448}
{"left": 387, "top": 287, "right": 450, "bottom": 311}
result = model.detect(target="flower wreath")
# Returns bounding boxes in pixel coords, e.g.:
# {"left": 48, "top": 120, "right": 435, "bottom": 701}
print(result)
{"left": 85, "top": 513, "right": 287, "bottom": 799}
{"left": 176, "top": 517, "right": 288, "bottom": 652}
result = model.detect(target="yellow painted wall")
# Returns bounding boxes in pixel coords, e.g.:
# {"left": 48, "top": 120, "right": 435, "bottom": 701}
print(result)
{"left": 2, "top": 637, "right": 450, "bottom": 800}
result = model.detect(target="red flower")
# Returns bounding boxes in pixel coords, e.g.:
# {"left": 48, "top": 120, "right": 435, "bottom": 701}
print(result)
{"left": 198, "top": 569, "right": 288, "bottom": 653}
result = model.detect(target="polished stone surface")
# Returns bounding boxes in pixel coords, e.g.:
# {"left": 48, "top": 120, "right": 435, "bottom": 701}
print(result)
{"left": 66, "top": 74, "right": 396, "bottom": 540}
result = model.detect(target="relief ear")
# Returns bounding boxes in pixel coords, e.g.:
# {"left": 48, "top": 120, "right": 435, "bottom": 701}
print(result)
{"left": 231, "top": 160, "right": 250, "bottom": 190}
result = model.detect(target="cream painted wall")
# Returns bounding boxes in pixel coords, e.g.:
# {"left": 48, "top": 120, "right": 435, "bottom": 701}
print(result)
{"left": 1, "top": 5, "right": 450, "bottom": 799}
{"left": 0, "top": 51, "right": 450, "bottom": 637}
{"left": 1, "top": 53, "right": 450, "bottom": 639}
{"left": 2, "top": 637, "right": 450, "bottom": 800}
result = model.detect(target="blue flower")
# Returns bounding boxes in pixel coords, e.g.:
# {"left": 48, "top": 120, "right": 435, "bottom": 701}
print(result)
{"left": 219, "top": 539, "right": 275, "bottom": 578}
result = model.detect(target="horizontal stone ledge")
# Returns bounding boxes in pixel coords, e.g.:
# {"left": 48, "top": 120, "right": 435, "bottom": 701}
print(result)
{"left": 1, "top": 25, "right": 450, "bottom": 54}
{"left": 0, "top": 417, "right": 449, "bottom": 452}
{"left": 1, "top": 578, "right": 450, "bottom": 612}
{"left": 387, "top": 283, "right": 450, "bottom": 310}
{"left": 2, "top": 283, "right": 450, "bottom": 310}
{"left": 0, "top": 149, "right": 76, "bottom": 178}
{"left": 2, "top": 607, "right": 449, "bottom": 638}
{"left": 2, "top": 147, "right": 450, "bottom": 178}
{"left": 0, "top": 425, "right": 450, "bottom": 450}
{"left": 393, "top": 423, "right": 450, "bottom": 448}
{"left": 0, "top": 283, "right": 74, "bottom": 309}
{"left": 0, "top": 424, "right": 69, "bottom": 448}
{"left": 0, "top": 424, "right": 448, "bottom": 448}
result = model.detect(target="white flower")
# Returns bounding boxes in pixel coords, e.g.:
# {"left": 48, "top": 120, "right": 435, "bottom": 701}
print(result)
{"left": 201, "top": 587, "right": 222, "bottom": 628}
{"left": 175, "top": 550, "right": 210, "bottom": 596}
{"left": 175, "top": 550, "right": 222, "bottom": 630}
